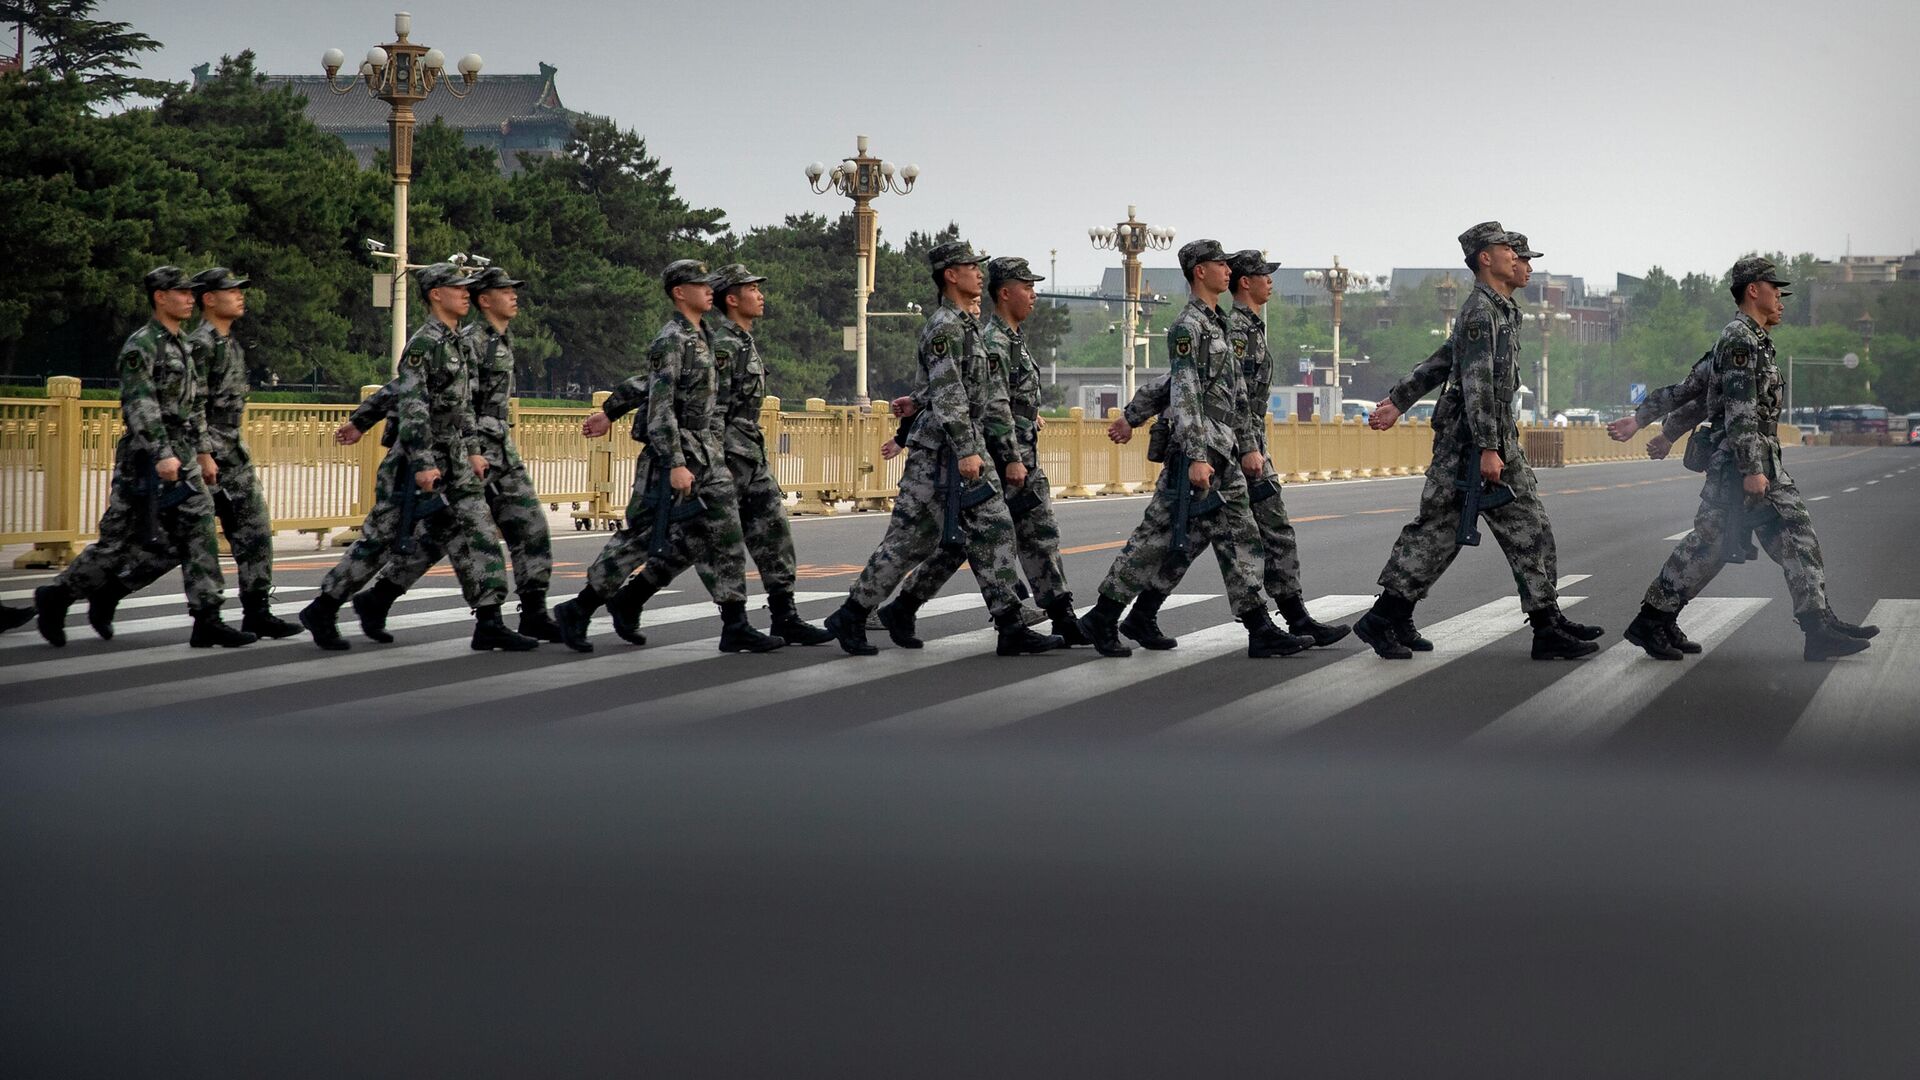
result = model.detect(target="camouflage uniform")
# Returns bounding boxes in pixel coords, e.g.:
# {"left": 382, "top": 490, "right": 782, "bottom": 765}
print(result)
{"left": 896, "top": 307, "right": 1071, "bottom": 608}
{"left": 54, "top": 315, "right": 226, "bottom": 614}
{"left": 316, "top": 317, "right": 510, "bottom": 609}
{"left": 1097, "top": 293, "right": 1270, "bottom": 617}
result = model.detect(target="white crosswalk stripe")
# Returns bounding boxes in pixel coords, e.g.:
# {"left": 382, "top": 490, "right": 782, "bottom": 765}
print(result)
{"left": 1152, "top": 576, "right": 1592, "bottom": 745}
{"left": 2, "top": 585, "right": 318, "bottom": 606}
{"left": 1465, "top": 597, "right": 1771, "bottom": 750}
{"left": 554, "top": 595, "right": 1220, "bottom": 732}
{"left": 1780, "top": 600, "right": 1920, "bottom": 754}
{"left": 854, "top": 596, "right": 1374, "bottom": 739}
{"left": 0, "top": 588, "right": 464, "bottom": 652}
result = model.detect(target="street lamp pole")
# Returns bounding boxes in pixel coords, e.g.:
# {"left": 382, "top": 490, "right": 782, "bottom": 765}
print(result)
{"left": 1434, "top": 272, "right": 1460, "bottom": 335}
{"left": 1303, "top": 257, "right": 1371, "bottom": 395}
{"left": 323, "top": 13, "right": 482, "bottom": 374}
{"left": 1089, "top": 205, "right": 1174, "bottom": 402}
{"left": 805, "top": 136, "right": 919, "bottom": 407}
{"left": 1524, "top": 277, "right": 1572, "bottom": 420}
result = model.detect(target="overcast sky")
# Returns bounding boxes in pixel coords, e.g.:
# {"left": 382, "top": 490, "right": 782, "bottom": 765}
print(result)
{"left": 89, "top": 0, "right": 1920, "bottom": 290}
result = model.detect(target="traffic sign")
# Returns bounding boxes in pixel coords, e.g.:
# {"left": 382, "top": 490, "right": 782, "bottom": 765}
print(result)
{"left": 1629, "top": 382, "right": 1647, "bottom": 405}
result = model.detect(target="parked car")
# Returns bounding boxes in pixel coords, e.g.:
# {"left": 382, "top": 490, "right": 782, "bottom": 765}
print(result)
{"left": 1406, "top": 402, "right": 1436, "bottom": 424}
{"left": 1340, "top": 398, "right": 1374, "bottom": 422}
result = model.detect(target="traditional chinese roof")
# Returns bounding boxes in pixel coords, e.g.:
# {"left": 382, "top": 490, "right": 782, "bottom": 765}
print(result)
{"left": 252, "top": 62, "right": 574, "bottom": 134}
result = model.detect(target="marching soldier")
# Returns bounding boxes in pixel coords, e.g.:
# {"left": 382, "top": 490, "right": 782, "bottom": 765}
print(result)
{"left": 1623, "top": 255, "right": 1875, "bottom": 661}
{"left": 1104, "top": 249, "right": 1350, "bottom": 651}
{"left": 586, "top": 264, "right": 833, "bottom": 647}
{"left": 299, "top": 263, "right": 538, "bottom": 653}
{"left": 877, "top": 256, "right": 1093, "bottom": 649}
{"left": 1352, "top": 223, "right": 1601, "bottom": 660}
{"left": 819, "top": 240, "right": 1062, "bottom": 657}
{"left": 1075, "top": 239, "right": 1311, "bottom": 659}
{"left": 33, "top": 266, "right": 255, "bottom": 648}
{"left": 339, "top": 265, "right": 563, "bottom": 644}
{"left": 553, "top": 259, "right": 785, "bottom": 654}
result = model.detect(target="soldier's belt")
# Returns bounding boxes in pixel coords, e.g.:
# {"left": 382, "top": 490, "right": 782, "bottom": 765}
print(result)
{"left": 1011, "top": 402, "right": 1039, "bottom": 421}
{"left": 1204, "top": 403, "right": 1238, "bottom": 426}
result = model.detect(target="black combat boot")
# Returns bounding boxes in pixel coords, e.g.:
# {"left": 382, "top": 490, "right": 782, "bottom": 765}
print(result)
{"left": 552, "top": 588, "right": 601, "bottom": 653}
{"left": 996, "top": 609, "right": 1065, "bottom": 656}
{"left": 0, "top": 603, "right": 33, "bottom": 634}
{"left": 241, "top": 590, "right": 303, "bottom": 640}
{"left": 1076, "top": 595, "right": 1132, "bottom": 658}
{"left": 1353, "top": 593, "right": 1414, "bottom": 660}
{"left": 1662, "top": 608, "right": 1702, "bottom": 654}
{"left": 35, "top": 582, "right": 74, "bottom": 647}
{"left": 515, "top": 590, "right": 564, "bottom": 643}
{"left": 85, "top": 579, "right": 130, "bottom": 640}
{"left": 1276, "top": 593, "right": 1351, "bottom": 648}
{"left": 1547, "top": 604, "right": 1605, "bottom": 642}
{"left": 1625, "top": 603, "right": 1683, "bottom": 660}
{"left": 1245, "top": 608, "right": 1313, "bottom": 658}
{"left": 824, "top": 599, "right": 878, "bottom": 656}
{"left": 350, "top": 579, "right": 405, "bottom": 643}
{"left": 767, "top": 591, "right": 833, "bottom": 646}
{"left": 877, "top": 595, "right": 925, "bottom": 649}
{"left": 603, "top": 575, "right": 659, "bottom": 646}
{"left": 1044, "top": 596, "right": 1094, "bottom": 647}
{"left": 1530, "top": 608, "right": 1599, "bottom": 661}
{"left": 1824, "top": 607, "right": 1879, "bottom": 640}
{"left": 190, "top": 605, "right": 258, "bottom": 649}
{"left": 1800, "top": 610, "right": 1871, "bottom": 662}
{"left": 472, "top": 603, "right": 540, "bottom": 652}
{"left": 300, "top": 594, "right": 350, "bottom": 651}
{"left": 1119, "top": 589, "right": 1178, "bottom": 650}
{"left": 718, "top": 600, "right": 785, "bottom": 653}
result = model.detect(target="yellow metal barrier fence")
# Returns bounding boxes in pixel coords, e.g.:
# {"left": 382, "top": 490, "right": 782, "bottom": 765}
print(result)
{"left": 0, "top": 376, "right": 1726, "bottom": 564}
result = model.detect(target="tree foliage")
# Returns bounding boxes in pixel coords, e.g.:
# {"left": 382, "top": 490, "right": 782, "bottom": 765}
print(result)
{"left": 1, "top": 0, "right": 175, "bottom": 103}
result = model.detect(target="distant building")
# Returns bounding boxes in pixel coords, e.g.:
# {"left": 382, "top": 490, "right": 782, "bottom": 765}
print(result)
{"left": 205, "top": 61, "right": 592, "bottom": 176}
{"left": 1813, "top": 253, "right": 1920, "bottom": 284}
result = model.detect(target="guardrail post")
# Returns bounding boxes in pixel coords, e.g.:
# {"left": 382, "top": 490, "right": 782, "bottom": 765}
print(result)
{"left": 330, "top": 384, "right": 384, "bottom": 546}
{"left": 855, "top": 402, "right": 893, "bottom": 512}
{"left": 14, "top": 376, "right": 83, "bottom": 567}
{"left": 1059, "top": 407, "right": 1096, "bottom": 498}
{"left": 791, "top": 398, "right": 836, "bottom": 515}
{"left": 1100, "top": 408, "right": 1129, "bottom": 495}
{"left": 586, "top": 390, "right": 615, "bottom": 527}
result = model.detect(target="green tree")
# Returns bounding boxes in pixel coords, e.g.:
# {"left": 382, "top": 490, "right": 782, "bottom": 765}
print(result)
{"left": 0, "top": 0, "right": 174, "bottom": 103}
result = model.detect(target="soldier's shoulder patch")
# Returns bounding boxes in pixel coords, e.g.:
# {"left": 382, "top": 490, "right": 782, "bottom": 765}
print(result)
{"left": 1231, "top": 337, "right": 1247, "bottom": 357}
{"left": 1171, "top": 324, "right": 1194, "bottom": 357}
{"left": 1729, "top": 347, "right": 1750, "bottom": 368}
{"left": 931, "top": 337, "right": 949, "bottom": 357}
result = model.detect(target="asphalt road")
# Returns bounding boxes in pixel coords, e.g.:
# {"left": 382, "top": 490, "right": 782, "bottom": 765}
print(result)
{"left": 4, "top": 444, "right": 1919, "bottom": 1077}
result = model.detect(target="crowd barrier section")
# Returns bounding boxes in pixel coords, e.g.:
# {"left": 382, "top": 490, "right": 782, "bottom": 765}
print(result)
{"left": 0, "top": 377, "right": 1702, "bottom": 565}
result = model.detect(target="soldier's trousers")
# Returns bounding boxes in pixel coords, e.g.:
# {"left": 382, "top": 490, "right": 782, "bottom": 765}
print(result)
{"left": 585, "top": 454, "right": 747, "bottom": 605}
{"left": 375, "top": 459, "right": 553, "bottom": 600}
{"left": 639, "top": 453, "right": 799, "bottom": 600}
{"left": 56, "top": 457, "right": 227, "bottom": 613}
{"left": 847, "top": 449, "right": 1023, "bottom": 621}
{"left": 318, "top": 450, "right": 509, "bottom": 609}
{"left": 1376, "top": 458, "right": 1560, "bottom": 613}
{"left": 1142, "top": 459, "right": 1303, "bottom": 602}
{"left": 1098, "top": 451, "right": 1268, "bottom": 617}
{"left": 117, "top": 454, "right": 276, "bottom": 599}
{"left": 896, "top": 464, "right": 1070, "bottom": 609}
{"left": 1644, "top": 479, "right": 1827, "bottom": 616}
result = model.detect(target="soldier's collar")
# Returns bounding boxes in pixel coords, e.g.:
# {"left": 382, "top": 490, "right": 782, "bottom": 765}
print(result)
{"left": 1735, "top": 310, "right": 1769, "bottom": 340}
{"left": 146, "top": 317, "right": 186, "bottom": 342}
{"left": 990, "top": 312, "right": 1022, "bottom": 337}
{"left": 1473, "top": 280, "right": 1517, "bottom": 313}
{"left": 1232, "top": 300, "right": 1265, "bottom": 326}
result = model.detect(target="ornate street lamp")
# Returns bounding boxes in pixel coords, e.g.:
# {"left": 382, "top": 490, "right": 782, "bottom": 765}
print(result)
{"left": 323, "top": 12, "right": 481, "bottom": 373}
{"left": 1302, "top": 257, "right": 1372, "bottom": 392}
{"left": 1434, "top": 272, "right": 1461, "bottom": 333}
{"left": 805, "top": 135, "right": 919, "bottom": 407}
{"left": 1523, "top": 281, "right": 1573, "bottom": 421}
{"left": 1089, "top": 206, "right": 1175, "bottom": 400}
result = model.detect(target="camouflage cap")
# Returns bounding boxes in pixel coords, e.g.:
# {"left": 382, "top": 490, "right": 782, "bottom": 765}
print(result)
{"left": 188, "top": 266, "right": 249, "bottom": 294}
{"left": 705, "top": 263, "right": 767, "bottom": 293}
{"left": 1505, "top": 233, "right": 1543, "bottom": 259}
{"left": 1458, "top": 221, "right": 1513, "bottom": 260}
{"left": 1178, "top": 239, "right": 1229, "bottom": 274}
{"left": 466, "top": 266, "right": 525, "bottom": 295}
{"left": 143, "top": 265, "right": 194, "bottom": 294}
{"left": 1226, "top": 249, "right": 1280, "bottom": 277}
{"left": 1729, "top": 255, "right": 1791, "bottom": 292}
{"left": 986, "top": 256, "right": 1045, "bottom": 291}
{"left": 415, "top": 262, "right": 480, "bottom": 293}
{"left": 928, "top": 240, "right": 989, "bottom": 272}
{"left": 662, "top": 258, "right": 711, "bottom": 291}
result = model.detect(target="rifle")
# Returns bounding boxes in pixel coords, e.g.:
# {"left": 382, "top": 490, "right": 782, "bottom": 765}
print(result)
{"left": 1714, "top": 471, "right": 1772, "bottom": 565}
{"left": 130, "top": 449, "right": 197, "bottom": 554}
{"left": 641, "top": 455, "right": 708, "bottom": 560}
{"left": 209, "top": 483, "right": 240, "bottom": 542}
{"left": 939, "top": 448, "right": 999, "bottom": 551}
{"left": 1166, "top": 449, "right": 1227, "bottom": 555}
{"left": 1004, "top": 468, "right": 1044, "bottom": 519}
{"left": 392, "top": 451, "right": 453, "bottom": 557}
{"left": 1454, "top": 447, "right": 1516, "bottom": 547}
{"left": 1248, "top": 476, "right": 1282, "bottom": 504}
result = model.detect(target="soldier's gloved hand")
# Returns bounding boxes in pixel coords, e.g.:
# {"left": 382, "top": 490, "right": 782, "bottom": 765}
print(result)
{"left": 1608, "top": 415, "right": 1640, "bottom": 442}
{"left": 415, "top": 467, "right": 442, "bottom": 493}
{"left": 1742, "top": 472, "right": 1768, "bottom": 497}
{"left": 1004, "top": 462, "right": 1028, "bottom": 488}
{"left": 156, "top": 455, "right": 181, "bottom": 482}
{"left": 581, "top": 412, "right": 613, "bottom": 439}
{"left": 670, "top": 466, "right": 695, "bottom": 494}
{"left": 468, "top": 454, "right": 489, "bottom": 480}
{"left": 957, "top": 454, "right": 984, "bottom": 482}
{"left": 880, "top": 439, "right": 903, "bottom": 461}
{"left": 1188, "top": 459, "right": 1213, "bottom": 492}
{"left": 1107, "top": 417, "right": 1133, "bottom": 444}
{"left": 1479, "top": 448, "right": 1504, "bottom": 486}
{"left": 335, "top": 422, "right": 363, "bottom": 446}
{"left": 197, "top": 452, "right": 219, "bottom": 487}
{"left": 892, "top": 396, "right": 917, "bottom": 419}
{"left": 1369, "top": 400, "right": 1401, "bottom": 431}
{"left": 1646, "top": 434, "right": 1672, "bottom": 460}
{"left": 1240, "top": 451, "right": 1265, "bottom": 479}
